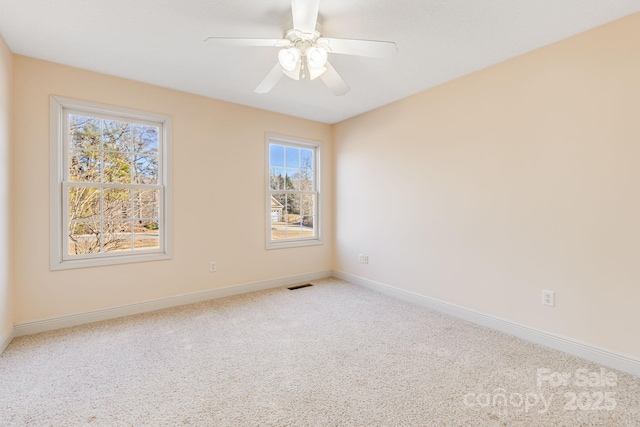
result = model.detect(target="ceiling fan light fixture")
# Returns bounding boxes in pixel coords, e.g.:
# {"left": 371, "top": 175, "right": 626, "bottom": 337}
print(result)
{"left": 306, "top": 46, "right": 328, "bottom": 70}
{"left": 278, "top": 47, "right": 301, "bottom": 71}
{"left": 282, "top": 61, "right": 302, "bottom": 80}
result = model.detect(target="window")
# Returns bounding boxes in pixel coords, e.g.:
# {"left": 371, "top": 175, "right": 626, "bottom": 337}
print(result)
{"left": 266, "top": 134, "right": 321, "bottom": 249}
{"left": 50, "top": 96, "right": 171, "bottom": 270}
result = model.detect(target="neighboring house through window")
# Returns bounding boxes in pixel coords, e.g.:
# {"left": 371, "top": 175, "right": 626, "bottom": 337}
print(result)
{"left": 50, "top": 96, "right": 172, "bottom": 270}
{"left": 266, "top": 134, "right": 321, "bottom": 249}
{"left": 271, "top": 196, "right": 284, "bottom": 222}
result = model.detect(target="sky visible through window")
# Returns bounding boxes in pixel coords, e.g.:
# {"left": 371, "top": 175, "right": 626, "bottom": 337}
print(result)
{"left": 269, "top": 144, "right": 313, "bottom": 179}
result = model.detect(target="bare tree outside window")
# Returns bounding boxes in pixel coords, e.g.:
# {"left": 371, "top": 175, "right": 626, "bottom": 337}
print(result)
{"left": 67, "top": 115, "right": 160, "bottom": 255}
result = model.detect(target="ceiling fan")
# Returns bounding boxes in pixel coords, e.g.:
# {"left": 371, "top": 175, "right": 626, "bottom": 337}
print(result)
{"left": 205, "top": 0, "right": 398, "bottom": 96}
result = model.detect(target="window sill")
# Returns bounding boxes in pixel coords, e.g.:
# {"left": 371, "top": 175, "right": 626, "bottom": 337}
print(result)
{"left": 266, "top": 239, "right": 323, "bottom": 250}
{"left": 51, "top": 252, "right": 171, "bottom": 271}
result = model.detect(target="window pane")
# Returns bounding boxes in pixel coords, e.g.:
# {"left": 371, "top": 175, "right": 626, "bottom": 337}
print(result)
{"left": 270, "top": 194, "right": 285, "bottom": 222}
{"left": 134, "top": 189, "right": 159, "bottom": 219}
{"left": 68, "top": 221, "right": 101, "bottom": 255}
{"left": 285, "top": 147, "right": 299, "bottom": 168}
{"left": 70, "top": 115, "right": 101, "bottom": 151}
{"left": 134, "top": 223, "right": 160, "bottom": 250}
{"left": 300, "top": 150, "right": 314, "bottom": 191}
{"left": 301, "top": 194, "right": 315, "bottom": 216}
{"left": 132, "top": 125, "right": 159, "bottom": 185}
{"left": 70, "top": 151, "right": 101, "bottom": 182}
{"left": 103, "top": 220, "right": 133, "bottom": 252}
{"left": 134, "top": 156, "right": 158, "bottom": 184}
{"left": 271, "top": 213, "right": 287, "bottom": 240}
{"left": 68, "top": 187, "right": 101, "bottom": 221}
{"left": 286, "top": 194, "right": 300, "bottom": 215}
{"left": 287, "top": 222, "right": 302, "bottom": 239}
{"left": 103, "top": 152, "right": 132, "bottom": 183}
{"left": 302, "top": 216, "right": 315, "bottom": 237}
{"left": 132, "top": 124, "right": 159, "bottom": 156}
{"left": 272, "top": 193, "right": 286, "bottom": 210}
{"left": 293, "top": 165, "right": 313, "bottom": 191}
{"left": 271, "top": 229, "right": 287, "bottom": 240}
{"left": 285, "top": 208, "right": 302, "bottom": 239}
{"left": 300, "top": 148, "right": 313, "bottom": 167}
{"left": 103, "top": 120, "right": 131, "bottom": 152}
{"left": 269, "top": 144, "right": 284, "bottom": 167}
{"left": 285, "top": 169, "right": 300, "bottom": 190}
{"left": 271, "top": 199, "right": 289, "bottom": 240}
{"left": 103, "top": 188, "right": 131, "bottom": 219}
{"left": 269, "top": 168, "right": 285, "bottom": 190}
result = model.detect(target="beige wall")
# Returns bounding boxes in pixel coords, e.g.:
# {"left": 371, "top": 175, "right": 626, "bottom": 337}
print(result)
{"left": 12, "top": 56, "right": 332, "bottom": 323}
{"left": 333, "top": 14, "right": 640, "bottom": 357}
{"left": 0, "top": 35, "right": 12, "bottom": 342}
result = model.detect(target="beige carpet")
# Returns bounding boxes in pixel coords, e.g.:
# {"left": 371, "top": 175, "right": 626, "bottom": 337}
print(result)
{"left": 1, "top": 278, "right": 639, "bottom": 426}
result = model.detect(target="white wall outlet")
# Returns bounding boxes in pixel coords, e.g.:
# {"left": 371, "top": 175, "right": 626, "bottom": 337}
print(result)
{"left": 542, "top": 290, "right": 555, "bottom": 307}
{"left": 358, "top": 254, "right": 364, "bottom": 264}
{"left": 210, "top": 261, "right": 217, "bottom": 273}
{"left": 363, "top": 255, "right": 369, "bottom": 264}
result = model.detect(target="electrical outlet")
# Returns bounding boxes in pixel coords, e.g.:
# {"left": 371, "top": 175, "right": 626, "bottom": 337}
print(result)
{"left": 359, "top": 254, "right": 364, "bottom": 264}
{"left": 210, "top": 261, "right": 217, "bottom": 273}
{"left": 363, "top": 255, "right": 369, "bottom": 264}
{"left": 542, "top": 290, "right": 554, "bottom": 307}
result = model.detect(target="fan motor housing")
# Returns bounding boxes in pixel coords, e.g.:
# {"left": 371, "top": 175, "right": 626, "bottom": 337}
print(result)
{"left": 284, "top": 29, "right": 323, "bottom": 55}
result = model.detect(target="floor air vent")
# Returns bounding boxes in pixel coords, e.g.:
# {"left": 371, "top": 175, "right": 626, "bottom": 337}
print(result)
{"left": 288, "top": 283, "right": 313, "bottom": 290}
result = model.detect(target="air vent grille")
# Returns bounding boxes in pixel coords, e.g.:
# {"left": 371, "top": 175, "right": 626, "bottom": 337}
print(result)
{"left": 288, "top": 283, "right": 313, "bottom": 290}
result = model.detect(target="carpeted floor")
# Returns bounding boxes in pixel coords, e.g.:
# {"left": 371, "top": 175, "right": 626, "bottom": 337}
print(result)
{"left": 1, "top": 278, "right": 639, "bottom": 426}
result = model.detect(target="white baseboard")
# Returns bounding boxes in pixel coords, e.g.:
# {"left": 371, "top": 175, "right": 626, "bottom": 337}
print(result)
{"left": 0, "top": 326, "right": 14, "bottom": 355}
{"left": 14, "top": 270, "right": 332, "bottom": 337}
{"left": 333, "top": 270, "right": 640, "bottom": 378}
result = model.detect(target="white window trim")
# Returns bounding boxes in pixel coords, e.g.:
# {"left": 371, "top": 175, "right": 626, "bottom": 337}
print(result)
{"left": 265, "top": 133, "right": 322, "bottom": 250}
{"left": 50, "top": 96, "right": 172, "bottom": 270}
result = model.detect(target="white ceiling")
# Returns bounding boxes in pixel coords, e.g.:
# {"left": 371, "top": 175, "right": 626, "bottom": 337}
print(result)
{"left": 0, "top": 1, "right": 638, "bottom": 124}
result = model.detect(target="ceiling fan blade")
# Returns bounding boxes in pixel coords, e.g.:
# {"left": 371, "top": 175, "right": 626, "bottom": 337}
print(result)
{"left": 317, "top": 38, "right": 398, "bottom": 59}
{"left": 291, "top": 0, "right": 320, "bottom": 35}
{"left": 205, "top": 37, "right": 290, "bottom": 47}
{"left": 320, "top": 61, "right": 350, "bottom": 96}
{"left": 255, "top": 63, "right": 285, "bottom": 94}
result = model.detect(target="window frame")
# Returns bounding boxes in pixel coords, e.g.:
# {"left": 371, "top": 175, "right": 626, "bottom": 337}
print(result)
{"left": 265, "top": 133, "right": 322, "bottom": 250}
{"left": 50, "top": 96, "right": 172, "bottom": 270}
